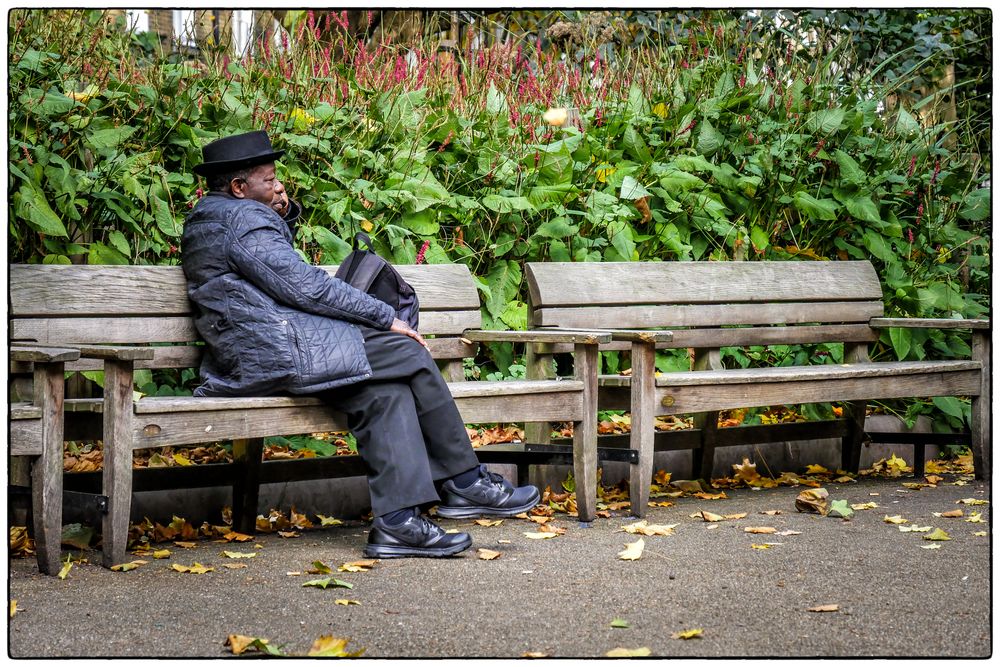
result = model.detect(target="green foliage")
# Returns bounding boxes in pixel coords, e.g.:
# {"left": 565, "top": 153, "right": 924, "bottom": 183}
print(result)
{"left": 8, "top": 9, "right": 989, "bottom": 420}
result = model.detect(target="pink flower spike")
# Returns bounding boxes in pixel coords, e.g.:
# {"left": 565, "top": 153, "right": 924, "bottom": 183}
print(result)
{"left": 415, "top": 240, "right": 431, "bottom": 265}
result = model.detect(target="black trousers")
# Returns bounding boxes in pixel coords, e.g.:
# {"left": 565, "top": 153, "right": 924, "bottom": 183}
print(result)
{"left": 319, "top": 327, "right": 480, "bottom": 517}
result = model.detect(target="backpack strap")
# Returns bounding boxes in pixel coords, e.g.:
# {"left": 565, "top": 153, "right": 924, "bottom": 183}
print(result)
{"left": 353, "top": 232, "right": 374, "bottom": 252}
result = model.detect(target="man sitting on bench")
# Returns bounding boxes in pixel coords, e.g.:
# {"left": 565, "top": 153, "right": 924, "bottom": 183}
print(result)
{"left": 181, "top": 130, "right": 539, "bottom": 558}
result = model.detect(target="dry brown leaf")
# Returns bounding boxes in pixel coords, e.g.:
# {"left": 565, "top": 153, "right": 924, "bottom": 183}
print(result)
{"left": 621, "top": 520, "right": 677, "bottom": 536}
{"left": 474, "top": 519, "right": 504, "bottom": 527}
{"left": 477, "top": 549, "right": 502, "bottom": 560}
{"left": 724, "top": 513, "right": 748, "bottom": 520}
{"left": 883, "top": 515, "right": 909, "bottom": 525}
{"left": 693, "top": 491, "right": 727, "bottom": 500}
{"left": 171, "top": 562, "right": 213, "bottom": 574}
{"left": 223, "top": 531, "right": 253, "bottom": 542}
{"left": 761, "top": 510, "right": 783, "bottom": 516}
{"left": 697, "top": 510, "right": 725, "bottom": 523}
{"left": 934, "top": 509, "right": 964, "bottom": 518}
{"left": 524, "top": 532, "right": 558, "bottom": 540}
{"left": 225, "top": 635, "right": 257, "bottom": 656}
{"left": 277, "top": 531, "right": 300, "bottom": 538}
{"left": 795, "top": 487, "right": 829, "bottom": 515}
{"left": 744, "top": 526, "right": 777, "bottom": 534}
{"left": 173, "top": 541, "right": 197, "bottom": 549}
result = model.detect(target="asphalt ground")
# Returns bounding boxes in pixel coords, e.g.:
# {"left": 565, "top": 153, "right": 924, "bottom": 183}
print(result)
{"left": 6, "top": 474, "right": 992, "bottom": 659}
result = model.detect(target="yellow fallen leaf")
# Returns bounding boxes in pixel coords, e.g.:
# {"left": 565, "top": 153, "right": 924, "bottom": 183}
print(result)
{"left": 110, "top": 560, "right": 148, "bottom": 572}
{"left": 933, "top": 509, "right": 964, "bottom": 518}
{"left": 222, "top": 563, "right": 248, "bottom": 569}
{"left": 693, "top": 491, "right": 727, "bottom": 500}
{"left": 524, "top": 532, "right": 558, "bottom": 540}
{"left": 808, "top": 604, "right": 839, "bottom": 612}
{"left": 762, "top": 510, "right": 783, "bottom": 515}
{"left": 618, "top": 538, "right": 645, "bottom": 560}
{"left": 957, "top": 498, "right": 989, "bottom": 505}
{"left": 307, "top": 561, "right": 333, "bottom": 575}
{"left": 527, "top": 516, "right": 551, "bottom": 525}
{"left": 751, "top": 544, "right": 772, "bottom": 550}
{"left": 173, "top": 541, "right": 198, "bottom": 549}
{"left": 478, "top": 549, "right": 502, "bottom": 560}
{"left": 339, "top": 559, "right": 377, "bottom": 572}
{"left": 523, "top": 651, "right": 550, "bottom": 658}
{"left": 898, "top": 525, "right": 933, "bottom": 533}
{"left": 152, "top": 549, "right": 171, "bottom": 559}
{"left": 744, "top": 526, "right": 777, "bottom": 534}
{"left": 696, "top": 511, "right": 725, "bottom": 523}
{"left": 173, "top": 453, "right": 193, "bottom": 466}
{"left": 223, "top": 531, "right": 254, "bottom": 542}
{"left": 307, "top": 636, "right": 364, "bottom": 657}
{"left": 316, "top": 515, "right": 343, "bottom": 527}
{"left": 966, "top": 512, "right": 985, "bottom": 523}
{"left": 973, "top": 531, "right": 987, "bottom": 537}
{"left": 671, "top": 628, "right": 704, "bottom": 640}
{"left": 226, "top": 634, "right": 257, "bottom": 656}
{"left": 925, "top": 475, "right": 943, "bottom": 485}
{"left": 921, "top": 544, "right": 942, "bottom": 550}
{"left": 474, "top": 519, "right": 504, "bottom": 527}
{"left": 277, "top": 531, "right": 299, "bottom": 538}
{"left": 58, "top": 560, "right": 72, "bottom": 580}
{"left": 724, "top": 513, "right": 748, "bottom": 520}
{"left": 606, "top": 647, "right": 652, "bottom": 657}
{"left": 805, "top": 464, "right": 830, "bottom": 475}
{"left": 223, "top": 551, "right": 257, "bottom": 559}
{"left": 923, "top": 528, "right": 951, "bottom": 541}
{"left": 883, "top": 515, "right": 909, "bottom": 525}
{"left": 622, "top": 520, "right": 677, "bottom": 536}
{"left": 851, "top": 502, "right": 878, "bottom": 511}
{"left": 335, "top": 599, "right": 360, "bottom": 606}
{"left": 172, "top": 562, "right": 214, "bottom": 574}
{"left": 10, "top": 600, "right": 17, "bottom": 618}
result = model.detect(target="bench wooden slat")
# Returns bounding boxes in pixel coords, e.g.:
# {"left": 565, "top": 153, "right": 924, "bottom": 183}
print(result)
{"left": 10, "top": 346, "right": 81, "bottom": 363}
{"left": 527, "top": 261, "right": 883, "bottom": 307}
{"left": 10, "top": 419, "right": 42, "bottom": 455}
{"left": 10, "top": 263, "right": 480, "bottom": 316}
{"left": 870, "top": 317, "right": 991, "bottom": 330}
{"left": 10, "top": 402, "right": 43, "bottom": 420}
{"left": 533, "top": 301, "right": 884, "bottom": 329}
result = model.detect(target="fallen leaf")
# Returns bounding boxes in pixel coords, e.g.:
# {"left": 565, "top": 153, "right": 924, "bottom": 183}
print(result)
{"left": 474, "top": 519, "right": 504, "bottom": 527}
{"left": 58, "top": 560, "right": 72, "bottom": 580}
{"left": 290, "top": 507, "right": 314, "bottom": 530}
{"left": 307, "top": 561, "right": 333, "bottom": 575}
{"left": 618, "top": 538, "right": 645, "bottom": 561}
{"left": 606, "top": 501, "right": 632, "bottom": 511}
{"left": 302, "top": 577, "right": 353, "bottom": 590}
{"left": 693, "top": 491, "right": 727, "bottom": 500}
{"left": 61, "top": 523, "right": 95, "bottom": 550}
{"left": 334, "top": 599, "right": 360, "bottom": 606}
{"left": 526, "top": 516, "right": 551, "bottom": 525}
{"left": 744, "top": 526, "right": 777, "bottom": 534}
{"left": 152, "top": 549, "right": 171, "bottom": 559}
{"left": 225, "top": 635, "right": 282, "bottom": 657}
{"left": 898, "top": 525, "right": 933, "bottom": 533}
{"left": 805, "top": 464, "right": 830, "bottom": 475}
{"left": 902, "top": 482, "right": 929, "bottom": 490}
{"left": 925, "top": 475, "right": 943, "bottom": 485}
{"left": 524, "top": 532, "right": 558, "bottom": 540}
{"left": 706, "top": 524, "right": 720, "bottom": 530}
{"left": 923, "top": 528, "right": 951, "bottom": 541}
{"left": 523, "top": 651, "right": 550, "bottom": 658}
{"left": 828, "top": 499, "right": 854, "bottom": 519}
{"left": 808, "top": 604, "right": 839, "bottom": 612}
{"left": 966, "top": 512, "right": 986, "bottom": 523}
{"left": 316, "top": 515, "right": 343, "bottom": 527}
{"left": 921, "top": 544, "right": 942, "bottom": 550}
{"left": 307, "top": 636, "right": 364, "bottom": 657}
{"left": 277, "top": 531, "right": 299, "bottom": 538}
{"left": 173, "top": 541, "right": 198, "bottom": 549}
{"left": 751, "top": 543, "right": 772, "bottom": 550}
{"left": 795, "top": 488, "right": 829, "bottom": 515}
{"left": 339, "top": 559, "right": 377, "bottom": 572}
{"left": 776, "top": 530, "right": 802, "bottom": 536}
{"left": 477, "top": 549, "right": 502, "bottom": 560}
{"left": 622, "top": 520, "right": 677, "bottom": 536}
{"left": 222, "top": 563, "right": 248, "bottom": 570}
{"left": 606, "top": 647, "right": 652, "bottom": 657}
{"left": 732, "top": 457, "right": 763, "bottom": 486}
{"left": 9, "top": 600, "right": 16, "bottom": 618}
{"left": 934, "top": 509, "right": 964, "bottom": 518}
{"left": 610, "top": 618, "right": 631, "bottom": 629}
{"left": 762, "top": 510, "right": 783, "bottom": 516}
{"left": 172, "top": 562, "right": 213, "bottom": 574}
{"left": 957, "top": 498, "right": 989, "bottom": 505}
{"left": 696, "top": 511, "right": 725, "bottom": 523}
{"left": 223, "top": 531, "right": 253, "bottom": 542}
{"left": 671, "top": 628, "right": 704, "bottom": 640}
{"left": 222, "top": 551, "right": 257, "bottom": 559}
{"left": 883, "top": 515, "right": 909, "bottom": 525}
{"left": 110, "top": 560, "right": 147, "bottom": 572}
{"left": 286, "top": 571, "right": 302, "bottom": 576}
{"left": 833, "top": 476, "right": 856, "bottom": 484}
{"left": 850, "top": 502, "right": 878, "bottom": 511}
{"left": 973, "top": 531, "right": 987, "bottom": 537}
{"left": 724, "top": 513, "right": 748, "bottom": 520}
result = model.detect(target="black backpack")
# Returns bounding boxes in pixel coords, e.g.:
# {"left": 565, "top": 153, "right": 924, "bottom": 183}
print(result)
{"left": 334, "top": 232, "right": 419, "bottom": 330}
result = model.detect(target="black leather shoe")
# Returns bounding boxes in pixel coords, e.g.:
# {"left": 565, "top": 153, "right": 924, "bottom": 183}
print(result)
{"left": 436, "top": 466, "right": 541, "bottom": 519}
{"left": 364, "top": 514, "right": 472, "bottom": 558}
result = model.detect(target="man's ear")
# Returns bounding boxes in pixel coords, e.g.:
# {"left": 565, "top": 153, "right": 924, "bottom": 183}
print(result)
{"left": 229, "top": 177, "right": 247, "bottom": 199}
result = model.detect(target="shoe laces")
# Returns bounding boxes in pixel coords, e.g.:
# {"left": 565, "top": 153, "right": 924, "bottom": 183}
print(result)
{"left": 482, "top": 468, "right": 506, "bottom": 490}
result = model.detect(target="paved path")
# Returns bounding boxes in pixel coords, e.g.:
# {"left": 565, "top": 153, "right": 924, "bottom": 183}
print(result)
{"left": 7, "top": 475, "right": 991, "bottom": 658}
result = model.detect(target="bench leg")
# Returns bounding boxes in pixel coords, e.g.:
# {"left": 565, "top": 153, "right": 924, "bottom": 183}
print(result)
{"left": 232, "top": 438, "right": 265, "bottom": 534}
{"left": 691, "top": 411, "right": 719, "bottom": 482}
{"left": 572, "top": 343, "right": 598, "bottom": 522}
{"left": 101, "top": 360, "right": 135, "bottom": 568}
{"left": 33, "top": 362, "right": 66, "bottom": 575}
{"left": 971, "top": 331, "right": 991, "bottom": 481}
{"left": 841, "top": 400, "right": 867, "bottom": 474}
{"left": 629, "top": 342, "right": 656, "bottom": 518}
{"left": 524, "top": 344, "right": 555, "bottom": 491}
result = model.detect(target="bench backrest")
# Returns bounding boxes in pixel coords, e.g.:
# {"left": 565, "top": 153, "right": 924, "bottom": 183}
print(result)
{"left": 9, "top": 264, "right": 480, "bottom": 375}
{"left": 525, "top": 260, "right": 885, "bottom": 349}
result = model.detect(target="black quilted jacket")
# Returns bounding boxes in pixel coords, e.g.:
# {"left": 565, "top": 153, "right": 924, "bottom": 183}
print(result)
{"left": 181, "top": 192, "right": 395, "bottom": 397}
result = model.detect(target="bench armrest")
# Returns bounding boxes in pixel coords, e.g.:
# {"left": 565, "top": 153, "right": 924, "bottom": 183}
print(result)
{"left": 10, "top": 345, "right": 81, "bottom": 363}
{"left": 869, "top": 318, "right": 990, "bottom": 331}
{"left": 462, "top": 329, "right": 612, "bottom": 345}
{"left": 65, "top": 344, "right": 156, "bottom": 361}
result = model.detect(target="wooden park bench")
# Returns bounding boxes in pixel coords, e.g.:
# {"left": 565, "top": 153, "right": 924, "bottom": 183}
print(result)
{"left": 9, "top": 263, "right": 611, "bottom": 570}
{"left": 524, "top": 260, "right": 990, "bottom": 517}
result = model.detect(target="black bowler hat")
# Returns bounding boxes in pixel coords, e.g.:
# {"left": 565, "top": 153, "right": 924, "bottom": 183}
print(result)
{"left": 193, "top": 130, "right": 285, "bottom": 176}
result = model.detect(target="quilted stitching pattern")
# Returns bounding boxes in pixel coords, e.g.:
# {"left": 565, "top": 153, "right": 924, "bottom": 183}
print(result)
{"left": 181, "top": 192, "right": 396, "bottom": 397}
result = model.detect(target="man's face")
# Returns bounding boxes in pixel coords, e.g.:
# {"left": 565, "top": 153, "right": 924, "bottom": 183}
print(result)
{"left": 231, "top": 163, "right": 277, "bottom": 206}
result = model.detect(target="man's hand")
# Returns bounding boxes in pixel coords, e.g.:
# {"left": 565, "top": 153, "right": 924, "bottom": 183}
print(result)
{"left": 272, "top": 179, "right": 290, "bottom": 217}
{"left": 390, "top": 318, "right": 428, "bottom": 350}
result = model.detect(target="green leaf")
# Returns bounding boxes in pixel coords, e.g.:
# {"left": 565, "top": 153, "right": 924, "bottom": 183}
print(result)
{"left": 108, "top": 230, "right": 131, "bottom": 257}
{"left": 611, "top": 619, "right": 631, "bottom": 629}
{"left": 311, "top": 226, "right": 351, "bottom": 262}
{"left": 792, "top": 191, "right": 838, "bottom": 221}
{"left": 889, "top": 327, "right": 912, "bottom": 360}
{"left": 61, "top": 523, "right": 95, "bottom": 549}
{"left": 696, "top": 119, "right": 724, "bottom": 155}
{"left": 533, "top": 217, "right": 579, "bottom": 239}
{"left": 608, "top": 220, "right": 636, "bottom": 261}
{"left": 17, "top": 183, "right": 69, "bottom": 237}
{"left": 302, "top": 577, "right": 354, "bottom": 590}
{"left": 400, "top": 210, "right": 439, "bottom": 236}
{"left": 152, "top": 195, "right": 181, "bottom": 238}
{"left": 42, "top": 254, "right": 72, "bottom": 265}
{"left": 87, "top": 242, "right": 129, "bottom": 265}
{"left": 843, "top": 195, "right": 882, "bottom": 224}
{"left": 485, "top": 82, "right": 508, "bottom": 116}
{"left": 622, "top": 126, "right": 651, "bottom": 163}
{"left": 958, "top": 188, "right": 989, "bottom": 222}
{"left": 749, "top": 225, "right": 770, "bottom": 253}
{"left": 931, "top": 396, "right": 966, "bottom": 421}
{"left": 895, "top": 107, "right": 921, "bottom": 138}
{"left": 527, "top": 183, "right": 578, "bottom": 207}
{"left": 499, "top": 300, "right": 527, "bottom": 331}
{"left": 482, "top": 194, "right": 535, "bottom": 213}
{"left": 535, "top": 141, "right": 574, "bottom": 185}
{"left": 833, "top": 150, "right": 865, "bottom": 187}
{"left": 828, "top": 499, "right": 854, "bottom": 519}
{"left": 658, "top": 169, "right": 705, "bottom": 192}
{"left": 86, "top": 125, "right": 137, "bottom": 150}
{"left": 484, "top": 260, "right": 522, "bottom": 319}
{"left": 806, "top": 108, "right": 845, "bottom": 135}
{"left": 861, "top": 230, "right": 895, "bottom": 262}
{"left": 627, "top": 84, "right": 649, "bottom": 117}
{"left": 619, "top": 176, "right": 652, "bottom": 201}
